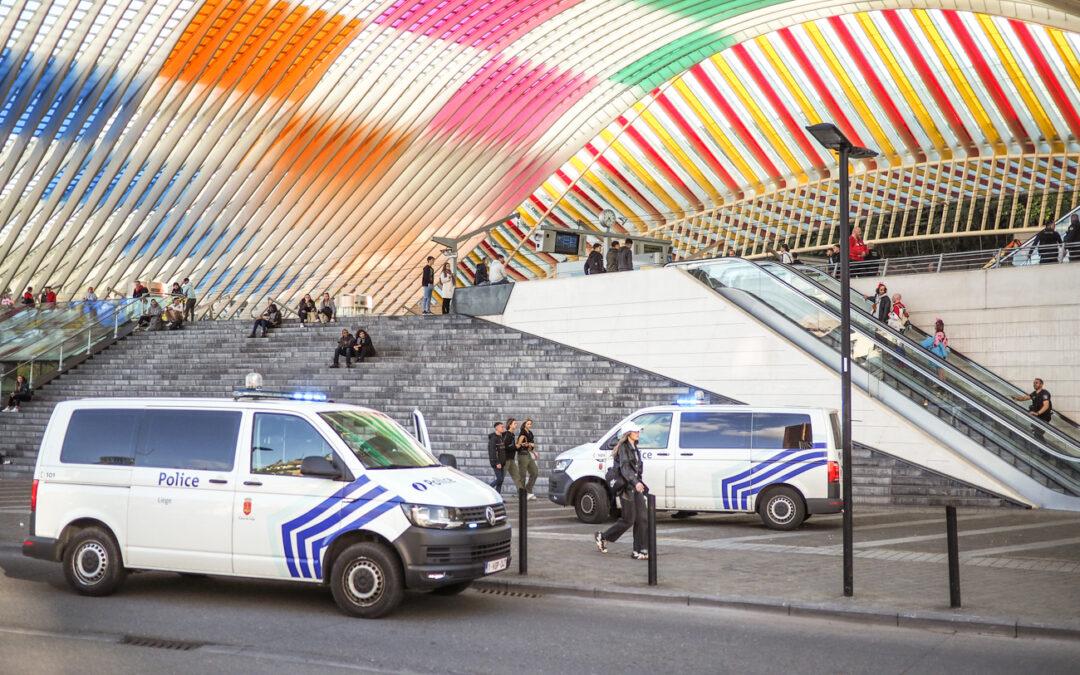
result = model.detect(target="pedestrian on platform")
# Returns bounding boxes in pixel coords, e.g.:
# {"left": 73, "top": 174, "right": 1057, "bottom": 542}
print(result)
{"left": 473, "top": 258, "right": 489, "bottom": 286}
{"left": 1012, "top": 378, "right": 1054, "bottom": 440}
{"left": 516, "top": 418, "right": 539, "bottom": 500}
{"left": 132, "top": 280, "right": 149, "bottom": 298}
{"left": 182, "top": 278, "right": 197, "bottom": 322}
{"left": 503, "top": 418, "right": 523, "bottom": 493}
{"left": 595, "top": 422, "right": 649, "bottom": 559}
{"left": 421, "top": 257, "right": 435, "bottom": 314}
{"left": 585, "top": 243, "right": 605, "bottom": 275}
{"left": 617, "top": 238, "right": 634, "bottom": 271}
{"left": 84, "top": 287, "right": 97, "bottom": 303}
{"left": 1063, "top": 214, "right": 1080, "bottom": 263}
{"left": 488, "top": 422, "right": 509, "bottom": 492}
{"left": 21, "top": 287, "right": 34, "bottom": 307}
{"left": 1033, "top": 221, "right": 1063, "bottom": 264}
{"left": 490, "top": 254, "right": 508, "bottom": 285}
{"left": 439, "top": 263, "right": 455, "bottom": 314}
{"left": 605, "top": 241, "right": 620, "bottom": 273}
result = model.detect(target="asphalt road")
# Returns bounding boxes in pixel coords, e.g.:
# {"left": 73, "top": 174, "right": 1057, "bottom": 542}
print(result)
{"left": 1, "top": 544, "right": 1079, "bottom": 674}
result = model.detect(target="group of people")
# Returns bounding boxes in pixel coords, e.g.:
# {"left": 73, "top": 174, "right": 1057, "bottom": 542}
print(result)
{"left": 487, "top": 418, "right": 540, "bottom": 500}
{"left": 297, "top": 293, "right": 337, "bottom": 325}
{"left": 421, "top": 258, "right": 460, "bottom": 314}
{"left": 822, "top": 226, "right": 882, "bottom": 277}
{"left": 330, "top": 327, "right": 376, "bottom": 368}
{"left": 866, "top": 283, "right": 911, "bottom": 333}
{"left": 135, "top": 278, "right": 196, "bottom": 331}
{"left": 583, "top": 238, "right": 636, "bottom": 274}
{"left": 1030, "top": 216, "right": 1080, "bottom": 264}
{"left": 4, "top": 286, "right": 59, "bottom": 308}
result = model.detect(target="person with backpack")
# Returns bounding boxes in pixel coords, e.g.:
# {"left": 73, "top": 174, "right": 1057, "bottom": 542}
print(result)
{"left": 594, "top": 422, "right": 649, "bottom": 560}
{"left": 866, "top": 283, "right": 891, "bottom": 323}
{"left": 487, "top": 421, "right": 509, "bottom": 492}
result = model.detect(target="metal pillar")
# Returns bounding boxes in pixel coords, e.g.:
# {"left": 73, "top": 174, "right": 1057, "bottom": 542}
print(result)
{"left": 839, "top": 144, "right": 855, "bottom": 598}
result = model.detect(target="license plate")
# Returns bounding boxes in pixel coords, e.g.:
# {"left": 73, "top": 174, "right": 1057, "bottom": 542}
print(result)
{"left": 484, "top": 557, "right": 508, "bottom": 574}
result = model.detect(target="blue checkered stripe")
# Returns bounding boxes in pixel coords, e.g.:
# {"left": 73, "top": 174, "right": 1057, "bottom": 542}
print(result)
{"left": 280, "top": 475, "right": 404, "bottom": 579}
{"left": 719, "top": 444, "right": 828, "bottom": 510}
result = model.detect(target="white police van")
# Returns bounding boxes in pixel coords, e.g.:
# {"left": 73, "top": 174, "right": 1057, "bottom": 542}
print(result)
{"left": 548, "top": 404, "right": 842, "bottom": 530}
{"left": 22, "top": 387, "right": 510, "bottom": 618}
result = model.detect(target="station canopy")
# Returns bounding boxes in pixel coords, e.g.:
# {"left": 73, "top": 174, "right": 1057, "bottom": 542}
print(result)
{"left": 0, "top": 0, "right": 1077, "bottom": 312}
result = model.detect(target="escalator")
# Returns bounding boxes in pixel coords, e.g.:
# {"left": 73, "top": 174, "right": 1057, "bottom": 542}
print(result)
{"left": 757, "top": 259, "right": 1080, "bottom": 442}
{"left": 673, "top": 257, "right": 1080, "bottom": 505}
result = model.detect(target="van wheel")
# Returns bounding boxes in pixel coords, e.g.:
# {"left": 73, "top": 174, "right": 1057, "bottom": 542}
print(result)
{"left": 330, "top": 542, "right": 403, "bottom": 618}
{"left": 63, "top": 527, "right": 126, "bottom": 596}
{"left": 574, "top": 482, "right": 611, "bottom": 524}
{"left": 758, "top": 487, "right": 806, "bottom": 531}
{"left": 430, "top": 581, "right": 472, "bottom": 596}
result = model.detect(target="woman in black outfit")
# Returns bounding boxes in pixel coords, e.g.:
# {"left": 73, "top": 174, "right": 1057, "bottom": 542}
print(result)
{"left": 595, "top": 422, "right": 648, "bottom": 559}
{"left": 4, "top": 374, "right": 32, "bottom": 412}
{"left": 353, "top": 328, "right": 377, "bottom": 362}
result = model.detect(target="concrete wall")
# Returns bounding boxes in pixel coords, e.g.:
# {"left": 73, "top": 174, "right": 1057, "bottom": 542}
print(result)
{"left": 852, "top": 264, "right": 1080, "bottom": 419}
{"left": 481, "top": 267, "right": 1036, "bottom": 505}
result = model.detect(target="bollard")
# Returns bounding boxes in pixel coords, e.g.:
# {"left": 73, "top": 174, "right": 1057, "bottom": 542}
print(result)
{"left": 946, "top": 505, "right": 960, "bottom": 608}
{"left": 646, "top": 493, "right": 657, "bottom": 586}
{"left": 518, "top": 487, "right": 528, "bottom": 576}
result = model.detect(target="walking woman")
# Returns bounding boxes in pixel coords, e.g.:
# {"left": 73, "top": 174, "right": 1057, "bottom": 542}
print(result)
{"left": 594, "top": 422, "right": 649, "bottom": 559}
{"left": 516, "top": 418, "right": 539, "bottom": 500}
{"left": 439, "top": 263, "right": 455, "bottom": 314}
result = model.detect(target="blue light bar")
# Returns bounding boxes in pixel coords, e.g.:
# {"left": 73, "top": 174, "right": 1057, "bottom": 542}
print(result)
{"left": 675, "top": 397, "right": 700, "bottom": 406}
{"left": 233, "top": 388, "right": 332, "bottom": 402}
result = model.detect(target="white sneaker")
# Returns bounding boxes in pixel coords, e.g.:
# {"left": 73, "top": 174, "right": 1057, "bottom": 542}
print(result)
{"left": 526, "top": 493, "right": 537, "bottom": 501}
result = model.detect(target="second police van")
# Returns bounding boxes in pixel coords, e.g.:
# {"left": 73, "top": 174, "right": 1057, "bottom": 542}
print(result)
{"left": 22, "top": 385, "right": 511, "bottom": 618}
{"left": 548, "top": 404, "right": 843, "bottom": 530}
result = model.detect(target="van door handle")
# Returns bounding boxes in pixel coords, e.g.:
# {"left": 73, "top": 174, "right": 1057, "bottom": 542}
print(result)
{"left": 243, "top": 481, "right": 263, "bottom": 487}
{"left": 209, "top": 479, "right": 228, "bottom": 484}
{"left": 656, "top": 452, "right": 670, "bottom": 457}
{"left": 680, "top": 453, "right": 694, "bottom": 457}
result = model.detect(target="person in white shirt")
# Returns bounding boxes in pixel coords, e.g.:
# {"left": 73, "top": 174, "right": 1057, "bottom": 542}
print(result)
{"left": 84, "top": 287, "right": 97, "bottom": 302}
{"left": 181, "top": 277, "right": 197, "bottom": 322}
{"left": 439, "top": 263, "right": 455, "bottom": 314}
{"left": 489, "top": 255, "right": 508, "bottom": 284}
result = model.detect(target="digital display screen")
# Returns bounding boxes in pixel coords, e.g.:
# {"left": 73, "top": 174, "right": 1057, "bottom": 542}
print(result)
{"left": 553, "top": 232, "right": 580, "bottom": 255}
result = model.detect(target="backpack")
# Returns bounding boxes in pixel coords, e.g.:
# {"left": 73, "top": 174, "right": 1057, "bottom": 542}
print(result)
{"left": 604, "top": 441, "right": 626, "bottom": 493}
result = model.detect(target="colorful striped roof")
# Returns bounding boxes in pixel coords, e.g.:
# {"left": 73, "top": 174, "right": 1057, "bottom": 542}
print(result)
{"left": 0, "top": 1, "right": 1076, "bottom": 310}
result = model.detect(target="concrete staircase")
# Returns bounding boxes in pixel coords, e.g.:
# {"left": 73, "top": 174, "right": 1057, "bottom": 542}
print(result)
{"left": 0, "top": 315, "right": 1011, "bottom": 506}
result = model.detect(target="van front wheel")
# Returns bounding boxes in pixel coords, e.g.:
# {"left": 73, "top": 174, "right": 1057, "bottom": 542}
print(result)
{"left": 63, "top": 527, "right": 126, "bottom": 596}
{"left": 574, "top": 482, "right": 611, "bottom": 524}
{"left": 330, "top": 542, "right": 404, "bottom": 618}
{"left": 758, "top": 487, "right": 806, "bottom": 531}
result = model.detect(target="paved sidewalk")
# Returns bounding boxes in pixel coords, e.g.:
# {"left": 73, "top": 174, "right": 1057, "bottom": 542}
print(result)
{"left": 495, "top": 500, "right": 1080, "bottom": 637}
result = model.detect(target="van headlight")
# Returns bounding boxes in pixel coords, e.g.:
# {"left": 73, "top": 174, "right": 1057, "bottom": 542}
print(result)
{"left": 554, "top": 458, "right": 573, "bottom": 472}
{"left": 401, "top": 503, "right": 465, "bottom": 529}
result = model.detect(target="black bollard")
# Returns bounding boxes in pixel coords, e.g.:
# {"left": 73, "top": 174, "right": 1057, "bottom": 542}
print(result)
{"left": 647, "top": 493, "right": 657, "bottom": 585}
{"left": 518, "top": 487, "right": 528, "bottom": 575}
{"left": 946, "top": 505, "right": 960, "bottom": 608}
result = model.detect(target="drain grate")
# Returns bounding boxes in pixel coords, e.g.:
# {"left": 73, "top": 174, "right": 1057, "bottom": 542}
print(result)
{"left": 475, "top": 587, "right": 542, "bottom": 599}
{"left": 120, "top": 635, "right": 207, "bottom": 651}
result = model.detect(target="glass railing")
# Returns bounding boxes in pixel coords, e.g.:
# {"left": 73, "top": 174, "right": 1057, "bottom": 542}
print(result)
{"left": 675, "top": 258, "right": 1080, "bottom": 493}
{"left": 0, "top": 296, "right": 169, "bottom": 400}
{"left": 757, "top": 260, "right": 1080, "bottom": 442}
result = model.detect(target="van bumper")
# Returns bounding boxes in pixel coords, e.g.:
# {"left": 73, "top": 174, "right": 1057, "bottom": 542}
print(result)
{"left": 547, "top": 471, "right": 571, "bottom": 505}
{"left": 395, "top": 522, "right": 512, "bottom": 590}
{"left": 806, "top": 498, "right": 844, "bottom": 515}
{"left": 22, "top": 536, "right": 59, "bottom": 561}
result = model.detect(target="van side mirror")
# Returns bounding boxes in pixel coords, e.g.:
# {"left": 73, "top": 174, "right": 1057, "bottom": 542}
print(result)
{"left": 300, "top": 456, "right": 341, "bottom": 479}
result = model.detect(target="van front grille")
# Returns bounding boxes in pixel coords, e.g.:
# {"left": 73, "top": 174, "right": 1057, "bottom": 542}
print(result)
{"left": 425, "top": 538, "right": 511, "bottom": 565}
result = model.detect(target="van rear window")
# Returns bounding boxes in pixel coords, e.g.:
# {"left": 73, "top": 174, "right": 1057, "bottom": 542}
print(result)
{"left": 60, "top": 409, "right": 140, "bottom": 465}
{"left": 752, "top": 413, "right": 813, "bottom": 450}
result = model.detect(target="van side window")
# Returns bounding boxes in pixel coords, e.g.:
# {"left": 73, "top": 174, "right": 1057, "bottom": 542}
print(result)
{"left": 631, "top": 413, "right": 672, "bottom": 450}
{"left": 136, "top": 410, "right": 241, "bottom": 471}
{"left": 252, "top": 413, "right": 335, "bottom": 476}
{"left": 752, "top": 413, "right": 813, "bottom": 450}
{"left": 60, "top": 409, "right": 140, "bottom": 465}
{"left": 679, "top": 412, "right": 752, "bottom": 449}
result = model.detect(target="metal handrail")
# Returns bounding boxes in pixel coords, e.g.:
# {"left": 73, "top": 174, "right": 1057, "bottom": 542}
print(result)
{"left": 673, "top": 258, "right": 1080, "bottom": 471}
{"left": 994, "top": 204, "right": 1080, "bottom": 268}
{"left": 248, "top": 295, "right": 300, "bottom": 319}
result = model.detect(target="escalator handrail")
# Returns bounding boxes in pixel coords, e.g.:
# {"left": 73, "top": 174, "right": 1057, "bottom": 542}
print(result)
{"left": 672, "top": 258, "right": 1080, "bottom": 465}
{"left": 759, "top": 260, "right": 1080, "bottom": 431}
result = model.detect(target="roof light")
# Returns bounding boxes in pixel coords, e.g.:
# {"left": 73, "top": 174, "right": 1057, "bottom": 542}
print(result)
{"left": 233, "top": 388, "right": 332, "bottom": 402}
{"left": 676, "top": 389, "right": 706, "bottom": 406}
{"left": 245, "top": 372, "right": 264, "bottom": 390}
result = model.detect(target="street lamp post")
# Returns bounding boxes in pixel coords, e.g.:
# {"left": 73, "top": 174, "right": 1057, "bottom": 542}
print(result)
{"left": 805, "top": 123, "right": 877, "bottom": 598}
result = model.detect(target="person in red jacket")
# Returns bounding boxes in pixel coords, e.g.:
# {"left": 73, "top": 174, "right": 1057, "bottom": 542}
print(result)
{"left": 849, "top": 226, "right": 869, "bottom": 262}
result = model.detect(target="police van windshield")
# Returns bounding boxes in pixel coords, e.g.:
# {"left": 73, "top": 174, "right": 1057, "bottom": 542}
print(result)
{"left": 320, "top": 411, "right": 439, "bottom": 469}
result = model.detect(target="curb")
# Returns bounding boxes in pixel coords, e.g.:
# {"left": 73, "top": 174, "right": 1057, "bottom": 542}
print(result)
{"left": 472, "top": 577, "right": 1080, "bottom": 641}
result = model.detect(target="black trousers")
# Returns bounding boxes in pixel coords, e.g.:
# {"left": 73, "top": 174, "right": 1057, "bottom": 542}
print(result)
{"left": 184, "top": 298, "right": 196, "bottom": 322}
{"left": 251, "top": 319, "right": 271, "bottom": 335}
{"left": 333, "top": 346, "right": 353, "bottom": 366}
{"left": 442, "top": 298, "right": 452, "bottom": 314}
{"left": 602, "top": 490, "right": 647, "bottom": 552}
{"left": 7, "top": 392, "right": 31, "bottom": 408}
{"left": 490, "top": 466, "right": 505, "bottom": 492}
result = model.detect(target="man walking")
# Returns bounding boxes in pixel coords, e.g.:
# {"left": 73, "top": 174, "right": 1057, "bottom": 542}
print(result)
{"left": 488, "top": 421, "right": 509, "bottom": 492}
{"left": 617, "top": 238, "right": 634, "bottom": 271}
{"left": 605, "top": 241, "right": 620, "bottom": 272}
{"left": 181, "top": 277, "right": 197, "bottom": 322}
{"left": 1012, "top": 378, "right": 1054, "bottom": 440}
{"left": 421, "top": 257, "right": 435, "bottom": 314}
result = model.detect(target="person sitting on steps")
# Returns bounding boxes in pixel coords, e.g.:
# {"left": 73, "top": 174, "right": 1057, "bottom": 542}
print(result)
{"left": 3, "top": 374, "right": 32, "bottom": 412}
{"left": 318, "top": 293, "right": 336, "bottom": 323}
{"left": 249, "top": 301, "right": 281, "bottom": 338}
{"left": 330, "top": 328, "right": 356, "bottom": 368}
{"left": 298, "top": 294, "right": 317, "bottom": 326}
{"left": 353, "top": 327, "right": 376, "bottom": 363}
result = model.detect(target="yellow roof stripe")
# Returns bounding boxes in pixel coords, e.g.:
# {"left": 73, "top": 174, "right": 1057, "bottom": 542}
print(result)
{"left": 672, "top": 78, "right": 760, "bottom": 188}
{"left": 912, "top": 9, "right": 1001, "bottom": 149}
{"left": 633, "top": 101, "right": 722, "bottom": 203}
{"left": 568, "top": 156, "right": 643, "bottom": 224}
{"left": 491, "top": 219, "right": 546, "bottom": 277}
{"left": 1046, "top": 28, "right": 1080, "bottom": 113}
{"left": 753, "top": 35, "right": 820, "bottom": 182}
{"left": 599, "top": 128, "right": 683, "bottom": 216}
{"left": 976, "top": 13, "right": 1058, "bottom": 150}
{"left": 540, "top": 179, "right": 590, "bottom": 226}
{"left": 855, "top": 12, "right": 951, "bottom": 161}
{"left": 802, "top": 21, "right": 898, "bottom": 162}
{"left": 709, "top": 53, "right": 804, "bottom": 178}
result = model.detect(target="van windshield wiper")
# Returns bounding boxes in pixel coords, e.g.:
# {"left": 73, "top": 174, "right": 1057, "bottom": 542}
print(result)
{"left": 367, "top": 463, "right": 434, "bottom": 470}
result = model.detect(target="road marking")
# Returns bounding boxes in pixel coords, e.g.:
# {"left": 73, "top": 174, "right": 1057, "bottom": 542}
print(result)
{"left": 960, "top": 535, "right": 1080, "bottom": 559}
{"left": 824, "top": 519, "right": 1080, "bottom": 550}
